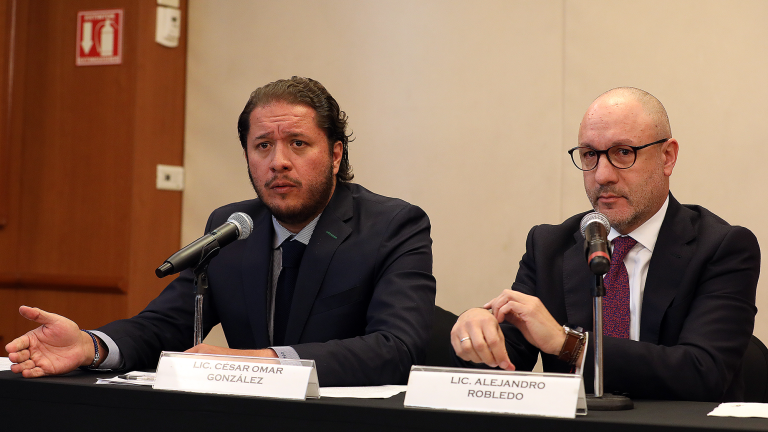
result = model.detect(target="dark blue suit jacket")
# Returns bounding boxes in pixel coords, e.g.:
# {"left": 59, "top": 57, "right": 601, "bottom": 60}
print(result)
{"left": 100, "top": 183, "right": 436, "bottom": 386}
{"left": 456, "top": 194, "right": 760, "bottom": 401}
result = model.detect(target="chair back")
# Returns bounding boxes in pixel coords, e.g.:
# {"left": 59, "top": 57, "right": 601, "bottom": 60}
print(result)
{"left": 743, "top": 335, "right": 768, "bottom": 402}
{"left": 424, "top": 305, "right": 459, "bottom": 367}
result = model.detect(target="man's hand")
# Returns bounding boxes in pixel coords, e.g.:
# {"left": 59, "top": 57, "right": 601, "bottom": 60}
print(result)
{"left": 451, "top": 308, "right": 515, "bottom": 371}
{"left": 484, "top": 289, "right": 565, "bottom": 355}
{"left": 185, "top": 344, "right": 278, "bottom": 358}
{"left": 4, "top": 306, "right": 96, "bottom": 377}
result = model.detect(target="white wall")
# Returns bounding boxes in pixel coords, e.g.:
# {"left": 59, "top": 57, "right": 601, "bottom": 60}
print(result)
{"left": 185, "top": 0, "right": 768, "bottom": 343}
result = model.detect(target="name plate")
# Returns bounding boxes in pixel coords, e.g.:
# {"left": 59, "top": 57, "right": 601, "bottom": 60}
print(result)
{"left": 153, "top": 351, "right": 319, "bottom": 400}
{"left": 404, "top": 366, "right": 586, "bottom": 418}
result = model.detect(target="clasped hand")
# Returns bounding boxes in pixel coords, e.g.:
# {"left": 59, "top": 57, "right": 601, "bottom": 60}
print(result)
{"left": 451, "top": 289, "right": 565, "bottom": 370}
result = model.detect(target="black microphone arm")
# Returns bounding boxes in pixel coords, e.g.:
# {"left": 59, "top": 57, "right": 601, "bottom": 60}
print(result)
{"left": 580, "top": 212, "right": 611, "bottom": 275}
{"left": 155, "top": 212, "right": 254, "bottom": 278}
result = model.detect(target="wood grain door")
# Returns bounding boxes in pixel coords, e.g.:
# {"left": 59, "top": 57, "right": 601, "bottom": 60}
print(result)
{"left": 0, "top": 0, "right": 186, "bottom": 348}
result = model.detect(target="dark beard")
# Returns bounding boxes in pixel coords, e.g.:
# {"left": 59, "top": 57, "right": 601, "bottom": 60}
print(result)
{"left": 248, "top": 164, "right": 335, "bottom": 227}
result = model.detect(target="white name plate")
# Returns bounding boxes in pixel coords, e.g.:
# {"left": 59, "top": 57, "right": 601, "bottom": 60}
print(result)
{"left": 404, "top": 366, "right": 585, "bottom": 418}
{"left": 153, "top": 351, "right": 319, "bottom": 400}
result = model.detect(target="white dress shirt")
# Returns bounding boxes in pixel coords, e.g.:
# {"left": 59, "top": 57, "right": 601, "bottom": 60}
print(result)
{"left": 606, "top": 195, "right": 669, "bottom": 341}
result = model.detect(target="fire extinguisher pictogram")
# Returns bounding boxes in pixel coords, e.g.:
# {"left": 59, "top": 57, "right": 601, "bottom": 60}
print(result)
{"left": 76, "top": 9, "right": 123, "bottom": 66}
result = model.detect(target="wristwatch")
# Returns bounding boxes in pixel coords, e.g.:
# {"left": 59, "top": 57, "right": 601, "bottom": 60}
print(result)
{"left": 558, "top": 325, "right": 586, "bottom": 366}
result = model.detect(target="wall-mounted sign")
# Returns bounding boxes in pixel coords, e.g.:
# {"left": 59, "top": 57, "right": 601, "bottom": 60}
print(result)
{"left": 76, "top": 9, "right": 123, "bottom": 66}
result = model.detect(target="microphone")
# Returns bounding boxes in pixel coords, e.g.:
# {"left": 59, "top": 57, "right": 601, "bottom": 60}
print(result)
{"left": 580, "top": 212, "right": 611, "bottom": 275}
{"left": 155, "top": 212, "right": 254, "bottom": 278}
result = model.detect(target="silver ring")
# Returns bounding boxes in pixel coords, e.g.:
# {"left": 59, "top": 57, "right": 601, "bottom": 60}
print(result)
{"left": 459, "top": 337, "right": 471, "bottom": 342}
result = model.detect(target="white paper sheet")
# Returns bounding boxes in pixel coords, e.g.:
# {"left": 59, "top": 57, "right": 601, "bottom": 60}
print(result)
{"left": 94, "top": 371, "right": 405, "bottom": 398}
{"left": 708, "top": 402, "right": 768, "bottom": 418}
{"left": 96, "top": 371, "right": 156, "bottom": 386}
{"left": 0, "top": 357, "right": 12, "bottom": 371}
{"left": 319, "top": 385, "right": 406, "bottom": 398}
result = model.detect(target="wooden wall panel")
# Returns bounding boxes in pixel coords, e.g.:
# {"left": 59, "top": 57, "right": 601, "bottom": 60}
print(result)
{"left": 0, "top": 0, "right": 11, "bottom": 229}
{"left": 17, "top": 1, "right": 132, "bottom": 281}
{"left": 0, "top": 0, "right": 26, "bottom": 282}
{"left": 0, "top": 287, "right": 125, "bottom": 348}
{"left": 12, "top": 289, "right": 126, "bottom": 331}
{"left": 0, "top": 0, "right": 185, "bottom": 343}
{"left": 0, "top": 289, "right": 16, "bottom": 349}
{"left": 126, "top": 1, "right": 186, "bottom": 315}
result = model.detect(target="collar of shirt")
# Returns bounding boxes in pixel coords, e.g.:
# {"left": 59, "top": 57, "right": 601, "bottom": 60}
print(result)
{"left": 605, "top": 194, "right": 669, "bottom": 341}
{"left": 607, "top": 194, "right": 669, "bottom": 252}
{"left": 271, "top": 213, "right": 322, "bottom": 248}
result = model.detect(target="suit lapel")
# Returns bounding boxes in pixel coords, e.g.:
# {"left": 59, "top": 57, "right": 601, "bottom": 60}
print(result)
{"left": 240, "top": 207, "right": 273, "bottom": 348}
{"left": 563, "top": 229, "right": 596, "bottom": 329}
{"left": 284, "top": 184, "right": 353, "bottom": 344}
{"left": 639, "top": 195, "right": 696, "bottom": 343}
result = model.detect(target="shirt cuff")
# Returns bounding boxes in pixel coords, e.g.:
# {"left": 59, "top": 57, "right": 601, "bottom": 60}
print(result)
{"left": 271, "top": 346, "right": 300, "bottom": 360}
{"left": 89, "top": 330, "right": 124, "bottom": 370}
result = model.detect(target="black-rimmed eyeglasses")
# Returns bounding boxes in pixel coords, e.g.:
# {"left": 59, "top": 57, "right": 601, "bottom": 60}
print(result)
{"left": 567, "top": 138, "right": 669, "bottom": 171}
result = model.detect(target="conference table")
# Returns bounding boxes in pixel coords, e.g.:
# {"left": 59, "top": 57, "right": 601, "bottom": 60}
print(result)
{"left": 1, "top": 370, "right": 767, "bottom": 431}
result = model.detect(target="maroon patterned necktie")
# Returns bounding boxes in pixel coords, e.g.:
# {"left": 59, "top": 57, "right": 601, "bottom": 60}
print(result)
{"left": 603, "top": 236, "right": 637, "bottom": 338}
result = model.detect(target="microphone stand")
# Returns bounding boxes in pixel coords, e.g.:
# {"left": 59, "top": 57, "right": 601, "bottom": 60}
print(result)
{"left": 587, "top": 274, "right": 633, "bottom": 410}
{"left": 191, "top": 239, "right": 222, "bottom": 346}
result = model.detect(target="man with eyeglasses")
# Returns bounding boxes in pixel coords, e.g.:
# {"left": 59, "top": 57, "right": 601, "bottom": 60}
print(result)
{"left": 451, "top": 87, "right": 760, "bottom": 401}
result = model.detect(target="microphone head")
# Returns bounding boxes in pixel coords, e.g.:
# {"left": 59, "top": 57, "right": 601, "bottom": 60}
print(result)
{"left": 227, "top": 212, "right": 254, "bottom": 240}
{"left": 580, "top": 212, "right": 610, "bottom": 238}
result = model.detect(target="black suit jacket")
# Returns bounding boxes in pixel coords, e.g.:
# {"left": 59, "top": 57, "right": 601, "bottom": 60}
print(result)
{"left": 458, "top": 194, "right": 760, "bottom": 401}
{"left": 99, "top": 183, "right": 436, "bottom": 387}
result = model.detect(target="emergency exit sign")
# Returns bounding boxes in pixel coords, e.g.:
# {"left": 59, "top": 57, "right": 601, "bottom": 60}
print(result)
{"left": 76, "top": 9, "right": 123, "bottom": 66}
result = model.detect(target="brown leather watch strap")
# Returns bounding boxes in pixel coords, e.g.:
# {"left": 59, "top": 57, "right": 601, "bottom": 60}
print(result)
{"left": 557, "top": 325, "right": 585, "bottom": 366}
